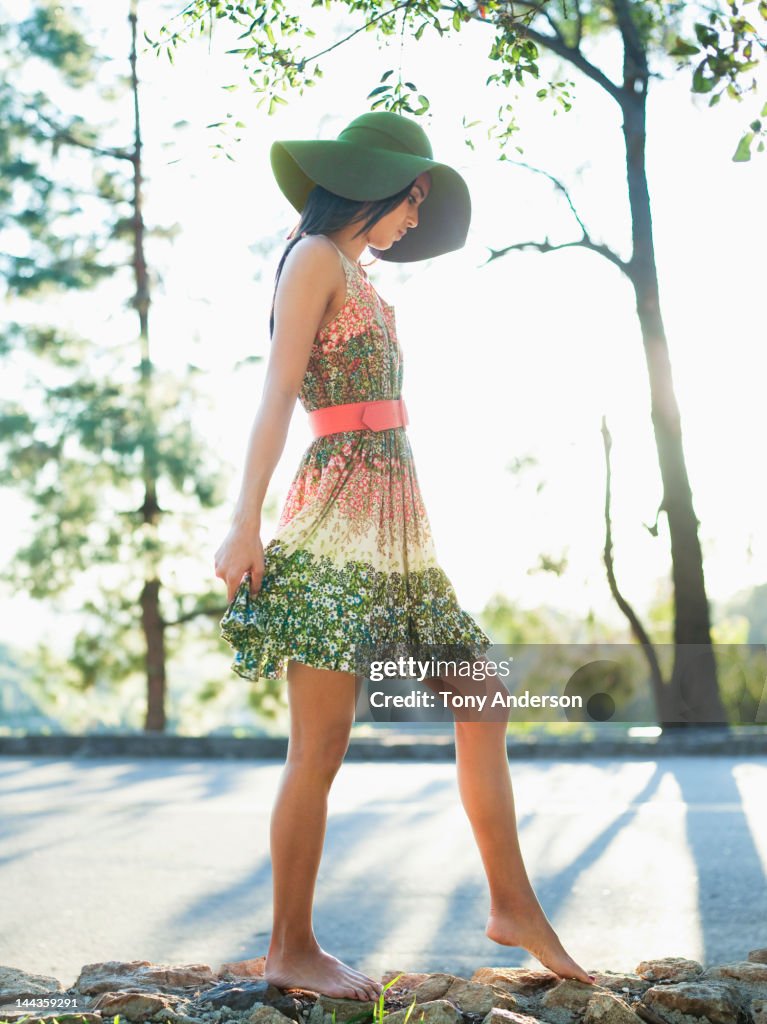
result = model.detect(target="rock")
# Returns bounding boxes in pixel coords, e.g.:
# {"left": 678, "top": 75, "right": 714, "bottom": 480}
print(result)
{"left": 307, "top": 1002, "right": 325, "bottom": 1024}
{"left": 589, "top": 973, "right": 650, "bottom": 997}
{"left": 701, "top": 961, "right": 767, "bottom": 999}
{"left": 197, "top": 981, "right": 285, "bottom": 1011}
{"left": 412, "top": 976, "right": 462, "bottom": 1003}
{"left": 751, "top": 997, "right": 767, "bottom": 1024}
{"left": 582, "top": 991, "right": 644, "bottom": 1024}
{"left": 74, "top": 961, "right": 217, "bottom": 996}
{"left": 380, "top": 998, "right": 463, "bottom": 1024}
{"left": 539, "top": 979, "right": 599, "bottom": 1024}
{"left": 443, "top": 979, "right": 519, "bottom": 1014}
{"left": 4, "top": 955, "right": 767, "bottom": 1024}
{"left": 219, "top": 958, "right": 267, "bottom": 980}
{"left": 382, "top": 973, "right": 431, "bottom": 992}
{"left": 267, "top": 996, "right": 305, "bottom": 1021}
{"left": 482, "top": 1007, "right": 547, "bottom": 1024}
{"left": 634, "top": 959, "right": 704, "bottom": 984}
{"left": 471, "top": 969, "right": 559, "bottom": 996}
{"left": 639, "top": 980, "right": 747, "bottom": 1024}
{"left": 247, "top": 1007, "right": 298, "bottom": 1024}
{"left": 0, "top": 1015, "right": 101, "bottom": 1024}
{"left": 633, "top": 1006, "right": 670, "bottom": 1024}
{"left": 0, "top": 967, "right": 64, "bottom": 1002}
{"left": 315, "top": 994, "right": 376, "bottom": 1020}
{"left": 89, "top": 990, "right": 174, "bottom": 1021}
{"left": 153, "top": 1011, "right": 206, "bottom": 1024}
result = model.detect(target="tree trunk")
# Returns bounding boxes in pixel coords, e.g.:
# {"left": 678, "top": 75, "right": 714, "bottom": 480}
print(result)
{"left": 621, "top": 90, "right": 726, "bottom": 726}
{"left": 141, "top": 577, "right": 167, "bottom": 731}
{"left": 129, "top": 0, "right": 167, "bottom": 732}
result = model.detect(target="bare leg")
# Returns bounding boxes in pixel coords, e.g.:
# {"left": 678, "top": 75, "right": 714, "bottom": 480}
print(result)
{"left": 429, "top": 665, "right": 595, "bottom": 985}
{"left": 263, "top": 660, "right": 382, "bottom": 1000}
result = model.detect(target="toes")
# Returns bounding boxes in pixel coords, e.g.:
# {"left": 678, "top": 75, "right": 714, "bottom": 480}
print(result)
{"left": 358, "top": 978, "right": 381, "bottom": 997}
{"left": 352, "top": 978, "right": 374, "bottom": 1003}
{"left": 344, "top": 969, "right": 379, "bottom": 999}
{"left": 568, "top": 965, "right": 594, "bottom": 985}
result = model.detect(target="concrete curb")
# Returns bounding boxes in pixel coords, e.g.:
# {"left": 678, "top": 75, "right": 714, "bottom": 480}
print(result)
{"left": 0, "top": 727, "right": 764, "bottom": 759}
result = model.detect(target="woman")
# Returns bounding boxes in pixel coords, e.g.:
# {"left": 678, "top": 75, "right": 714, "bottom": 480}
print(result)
{"left": 214, "top": 111, "right": 595, "bottom": 1000}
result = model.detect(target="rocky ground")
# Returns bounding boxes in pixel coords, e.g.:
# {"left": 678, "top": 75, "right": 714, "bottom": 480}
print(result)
{"left": 1, "top": 950, "right": 766, "bottom": 1024}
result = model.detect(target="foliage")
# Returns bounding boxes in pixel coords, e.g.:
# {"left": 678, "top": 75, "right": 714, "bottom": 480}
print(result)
{"left": 150, "top": 0, "right": 767, "bottom": 159}
{"left": 0, "top": 3, "right": 235, "bottom": 716}
{"left": 668, "top": 2, "right": 767, "bottom": 158}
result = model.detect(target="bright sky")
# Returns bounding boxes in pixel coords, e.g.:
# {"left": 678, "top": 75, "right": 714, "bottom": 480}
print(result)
{"left": 2, "top": 0, "right": 766, "bottom": 656}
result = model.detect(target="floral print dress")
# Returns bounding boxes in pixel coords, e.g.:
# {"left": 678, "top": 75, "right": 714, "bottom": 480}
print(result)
{"left": 219, "top": 235, "right": 492, "bottom": 681}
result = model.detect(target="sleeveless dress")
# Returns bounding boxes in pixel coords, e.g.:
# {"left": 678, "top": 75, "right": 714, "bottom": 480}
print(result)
{"left": 219, "top": 236, "right": 492, "bottom": 681}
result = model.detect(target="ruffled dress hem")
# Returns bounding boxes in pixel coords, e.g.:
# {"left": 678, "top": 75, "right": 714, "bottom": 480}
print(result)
{"left": 220, "top": 541, "right": 492, "bottom": 682}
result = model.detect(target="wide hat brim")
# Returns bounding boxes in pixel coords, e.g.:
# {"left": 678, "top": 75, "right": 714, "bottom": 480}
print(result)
{"left": 270, "top": 137, "right": 471, "bottom": 263}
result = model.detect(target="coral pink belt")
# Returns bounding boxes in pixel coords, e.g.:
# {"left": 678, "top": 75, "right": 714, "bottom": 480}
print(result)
{"left": 308, "top": 397, "right": 409, "bottom": 438}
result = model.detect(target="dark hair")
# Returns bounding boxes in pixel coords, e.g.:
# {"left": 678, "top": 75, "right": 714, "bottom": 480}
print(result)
{"left": 269, "top": 178, "right": 417, "bottom": 338}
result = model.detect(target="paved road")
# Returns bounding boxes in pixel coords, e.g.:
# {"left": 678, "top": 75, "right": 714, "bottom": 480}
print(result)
{"left": 1, "top": 755, "right": 765, "bottom": 988}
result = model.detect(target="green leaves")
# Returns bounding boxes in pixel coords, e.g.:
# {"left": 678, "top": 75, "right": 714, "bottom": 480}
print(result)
{"left": 17, "top": 3, "right": 99, "bottom": 87}
{"left": 692, "top": 59, "right": 716, "bottom": 93}
{"left": 0, "top": 2, "right": 240, "bottom": 722}
{"left": 151, "top": 0, "right": 767, "bottom": 163}
{"left": 694, "top": 22, "right": 719, "bottom": 48}
{"left": 666, "top": 8, "right": 767, "bottom": 158}
{"left": 733, "top": 130, "right": 755, "bottom": 160}
{"left": 366, "top": 71, "right": 429, "bottom": 115}
{"left": 669, "top": 36, "right": 700, "bottom": 57}
{"left": 733, "top": 117, "right": 766, "bottom": 160}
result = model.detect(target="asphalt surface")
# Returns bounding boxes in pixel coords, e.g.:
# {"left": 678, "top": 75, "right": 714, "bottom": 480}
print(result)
{"left": 1, "top": 754, "right": 765, "bottom": 988}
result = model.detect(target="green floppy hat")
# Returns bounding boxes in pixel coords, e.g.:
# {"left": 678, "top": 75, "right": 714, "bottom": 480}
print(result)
{"left": 269, "top": 111, "right": 471, "bottom": 263}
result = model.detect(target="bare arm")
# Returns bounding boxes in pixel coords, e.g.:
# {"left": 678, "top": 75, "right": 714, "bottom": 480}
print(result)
{"left": 215, "top": 235, "right": 341, "bottom": 601}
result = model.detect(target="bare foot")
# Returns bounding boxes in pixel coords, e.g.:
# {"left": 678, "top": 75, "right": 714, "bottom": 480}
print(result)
{"left": 486, "top": 906, "right": 595, "bottom": 986}
{"left": 265, "top": 946, "right": 383, "bottom": 1001}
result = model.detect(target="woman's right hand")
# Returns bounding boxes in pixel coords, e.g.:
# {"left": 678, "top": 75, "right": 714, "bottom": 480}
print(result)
{"left": 214, "top": 525, "right": 265, "bottom": 603}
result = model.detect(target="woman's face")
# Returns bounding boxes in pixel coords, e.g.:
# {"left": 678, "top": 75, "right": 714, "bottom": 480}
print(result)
{"left": 365, "top": 171, "right": 432, "bottom": 251}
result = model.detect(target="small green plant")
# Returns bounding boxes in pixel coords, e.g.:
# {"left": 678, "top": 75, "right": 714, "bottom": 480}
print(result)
{"left": 0, "top": 1017, "right": 104, "bottom": 1024}
{"left": 371, "top": 974, "right": 420, "bottom": 1024}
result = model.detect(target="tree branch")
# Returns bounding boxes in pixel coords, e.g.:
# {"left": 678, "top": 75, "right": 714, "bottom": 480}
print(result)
{"left": 574, "top": 0, "right": 583, "bottom": 50}
{"left": 511, "top": 158, "right": 591, "bottom": 232}
{"left": 300, "top": 0, "right": 415, "bottom": 66}
{"left": 482, "top": 158, "right": 629, "bottom": 272}
{"left": 600, "top": 414, "right": 666, "bottom": 715}
{"left": 509, "top": 0, "right": 567, "bottom": 47}
{"left": 482, "top": 234, "right": 627, "bottom": 271}
{"left": 31, "top": 106, "right": 134, "bottom": 162}
{"left": 165, "top": 604, "right": 226, "bottom": 627}
{"left": 511, "top": 15, "right": 625, "bottom": 104}
{"left": 610, "top": 0, "right": 649, "bottom": 74}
